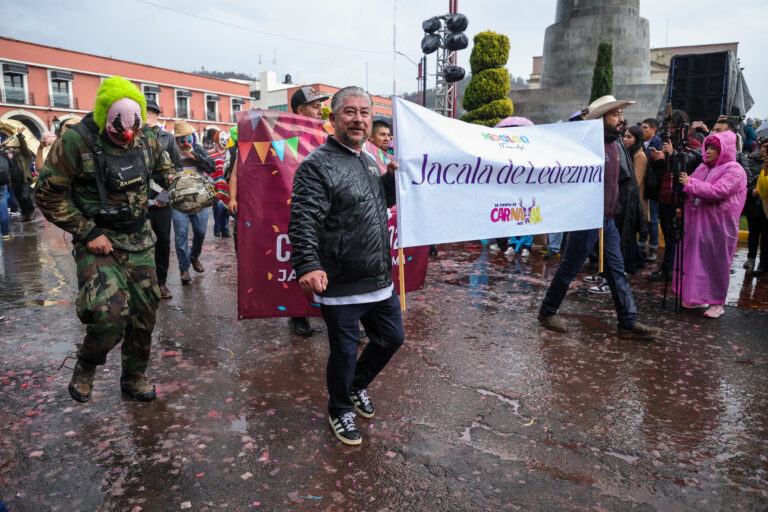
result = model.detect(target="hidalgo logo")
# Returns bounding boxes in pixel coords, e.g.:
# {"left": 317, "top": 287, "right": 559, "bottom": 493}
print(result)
{"left": 481, "top": 132, "right": 530, "bottom": 151}
{"left": 490, "top": 197, "right": 542, "bottom": 225}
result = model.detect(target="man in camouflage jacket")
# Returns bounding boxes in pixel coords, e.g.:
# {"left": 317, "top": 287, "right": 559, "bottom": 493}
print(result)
{"left": 34, "top": 76, "right": 174, "bottom": 403}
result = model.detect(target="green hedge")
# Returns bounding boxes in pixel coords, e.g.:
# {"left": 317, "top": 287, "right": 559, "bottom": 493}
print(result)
{"left": 469, "top": 31, "right": 511, "bottom": 75}
{"left": 462, "top": 68, "right": 510, "bottom": 111}
{"left": 460, "top": 97, "right": 514, "bottom": 124}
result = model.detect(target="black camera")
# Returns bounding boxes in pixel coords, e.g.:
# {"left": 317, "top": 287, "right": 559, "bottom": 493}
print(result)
{"left": 94, "top": 205, "right": 132, "bottom": 227}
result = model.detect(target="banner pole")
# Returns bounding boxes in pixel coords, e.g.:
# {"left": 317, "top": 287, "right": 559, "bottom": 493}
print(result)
{"left": 598, "top": 228, "right": 604, "bottom": 274}
{"left": 398, "top": 248, "right": 406, "bottom": 310}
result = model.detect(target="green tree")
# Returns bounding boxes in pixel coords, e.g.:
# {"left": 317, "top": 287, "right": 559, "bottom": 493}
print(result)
{"left": 590, "top": 41, "right": 614, "bottom": 103}
{"left": 461, "top": 31, "right": 513, "bottom": 127}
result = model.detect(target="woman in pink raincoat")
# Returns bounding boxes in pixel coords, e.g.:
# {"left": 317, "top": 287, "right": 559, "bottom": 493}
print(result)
{"left": 675, "top": 130, "right": 746, "bottom": 317}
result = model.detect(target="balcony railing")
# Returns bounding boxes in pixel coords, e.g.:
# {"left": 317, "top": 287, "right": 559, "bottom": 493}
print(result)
{"left": 176, "top": 108, "right": 194, "bottom": 119}
{"left": 2, "top": 89, "right": 34, "bottom": 105}
{"left": 50, "top": 93, "right": 71, "bottom": 108}
{"left": 206, "top": 111, "right": 222, "bottom": 122}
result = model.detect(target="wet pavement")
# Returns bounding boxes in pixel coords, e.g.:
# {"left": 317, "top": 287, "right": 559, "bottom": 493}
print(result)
{"left": 1, "top": 215, "right": 767, "bottom": 511}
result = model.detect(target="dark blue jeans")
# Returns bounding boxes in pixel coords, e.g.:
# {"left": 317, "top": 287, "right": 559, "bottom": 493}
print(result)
{"left": 172, "top": 208, "right": 208, "bottom": 271}
{"left": 0, "top": 185, "right": 10, "bottom": 235}
{"left": 647, "top": 200, "right": 659, "bottom": 248}
{"left": 212, "top": 202, "right": 230, "bottom": 233}
{"left": 658, "top": 203, "right": 676, "bottom": 273}
{"left": 321, "top": 292, "right": 405, "bottom": 416}
{"left": 540, "top": 219, "right": 638, "bottom": 329}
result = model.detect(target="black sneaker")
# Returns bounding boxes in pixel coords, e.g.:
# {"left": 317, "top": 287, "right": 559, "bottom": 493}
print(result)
{"left": 588, "top": 280, "right": 611, "bottom": 294}
{"left": 329, "top": 411, "right": 362, "bottom": 446}
{"left": 583, "top": 273, "right": 603, "bottom": 283}
{"left": 290, "top": 317, "right": 314, "bottom": 337}
{"left": 350, "top": 389, "right": 375, "bottom": 419}
{"left": 648, "top": 268, "right": 671, "bottom": 282}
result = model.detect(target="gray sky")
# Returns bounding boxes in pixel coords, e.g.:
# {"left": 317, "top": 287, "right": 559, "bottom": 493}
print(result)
{"left": 3, "top": 0, "right": 765, "bottom": 120}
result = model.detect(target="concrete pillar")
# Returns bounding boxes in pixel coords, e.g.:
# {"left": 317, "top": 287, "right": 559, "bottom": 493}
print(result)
{"left": 541, "top": 0, "right": 650, "bottom": 100}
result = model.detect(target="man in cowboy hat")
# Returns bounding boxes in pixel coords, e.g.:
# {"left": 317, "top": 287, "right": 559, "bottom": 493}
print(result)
{"left": 538, "top": 95, "right": 657, "bottom": 340}
{"left": 171, "top": 119, "right": 215, "bottom": 284}
{"left": 34, "top": 76, "right": 175, "bottom": 402}
{"left": 144, "top": 99, "right": 181, "bottom": 299}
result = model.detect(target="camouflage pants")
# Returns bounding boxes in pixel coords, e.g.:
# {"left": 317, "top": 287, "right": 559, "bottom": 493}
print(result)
{"left": 74, "top": 245, "right": 160, "bottom": 375}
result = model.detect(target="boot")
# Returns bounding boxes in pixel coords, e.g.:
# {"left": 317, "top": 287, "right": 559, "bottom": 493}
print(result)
{"left": 190, "top": 258, "right": 204, "bottom": 273}
{"left": 68, "top": 360, "right": 96, "bottom": 402}
{"left": 120, "top": 373, "right": 157, "bottom": 401}
{"left": 289, "top": 317, "right": 314, "bottom": 337}
{"left": 645, "top": 248, "right": 657, "bottom": 262}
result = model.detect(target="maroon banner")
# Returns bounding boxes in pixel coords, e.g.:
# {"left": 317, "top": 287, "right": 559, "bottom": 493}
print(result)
{"left": 236, "top": 110, "right": 428, "bottom": 320}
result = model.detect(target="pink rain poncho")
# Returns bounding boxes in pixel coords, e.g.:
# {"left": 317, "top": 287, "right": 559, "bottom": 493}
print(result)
{"left": 673, "top": 130, "right": 746, "bottom": 305}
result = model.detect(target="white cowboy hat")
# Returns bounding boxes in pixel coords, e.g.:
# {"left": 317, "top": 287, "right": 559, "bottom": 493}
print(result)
{"left": 585, "top": 95, "right": 635, "bottom": 120}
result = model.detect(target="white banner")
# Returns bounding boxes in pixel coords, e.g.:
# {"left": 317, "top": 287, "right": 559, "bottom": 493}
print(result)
{"left": 393, "top": 97, "right": 605, "bottom": 247}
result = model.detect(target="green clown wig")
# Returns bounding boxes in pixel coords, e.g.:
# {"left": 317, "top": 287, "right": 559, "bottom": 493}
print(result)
{"left": 93, "top": 76, "right": 146, "bottom": 133}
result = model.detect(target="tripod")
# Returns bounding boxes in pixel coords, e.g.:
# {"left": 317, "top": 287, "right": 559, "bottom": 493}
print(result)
{"left": 662, "top": 146, "right": 688, "bottom": 312}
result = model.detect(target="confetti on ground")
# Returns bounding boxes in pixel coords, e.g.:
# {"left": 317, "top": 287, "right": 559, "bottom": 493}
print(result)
{"left": 299, "top": 496, "right": 323, "bottom": 500}
{"left": 180, "top": 501, "right": 191, "bottom": 509}
{"left": 524, "top": 419, "right": 535, "bottom": 426}
{"left": 161, "top": 351, "right": 181, "bottom": 357}
{"left": 29, "top": 451, "right": 43, "bottom": 458}
{"left": 196, "top": 473, "right": 205, "bottom": 478}
{"left": 241, "top": 472, "right": 253, "bottom": 480}
{"left": 208, "top": 411, "right": 221, "bottom": 419}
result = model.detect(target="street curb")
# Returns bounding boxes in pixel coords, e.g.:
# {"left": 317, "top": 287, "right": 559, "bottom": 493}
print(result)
{"left": 739, "top": 230, "right": 748, "bottom": 244}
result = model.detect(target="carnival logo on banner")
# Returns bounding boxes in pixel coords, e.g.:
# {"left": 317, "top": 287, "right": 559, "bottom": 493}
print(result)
{"left": 490, "top": 197, "right": 542, "bottom": 225}
{"left": 235, "top": 109, "right": 429, "bottom": 320}
{"left": 393, "top": 97, "right": 605, "bottom": 247}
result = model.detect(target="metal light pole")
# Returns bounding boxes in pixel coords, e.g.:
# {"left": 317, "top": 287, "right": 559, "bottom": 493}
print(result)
{"left": 434, "top": 0, "right": 460, "bottom": 118}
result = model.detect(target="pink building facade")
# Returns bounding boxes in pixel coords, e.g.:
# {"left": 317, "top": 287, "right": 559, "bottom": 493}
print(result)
{"left": 0, "top": 36, "right": 252, "bottom": 139}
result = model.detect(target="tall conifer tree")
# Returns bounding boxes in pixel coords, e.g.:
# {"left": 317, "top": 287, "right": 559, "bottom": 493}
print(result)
{"left": 590, "top": 41, "right": 614, "bottom": 103}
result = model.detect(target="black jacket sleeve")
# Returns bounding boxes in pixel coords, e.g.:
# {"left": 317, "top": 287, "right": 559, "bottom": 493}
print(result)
{"left": 288, "top": 157, "right": 333, "bottom": 279}
{"left": 192, "top": 145, "right": 216, "bottom": 175}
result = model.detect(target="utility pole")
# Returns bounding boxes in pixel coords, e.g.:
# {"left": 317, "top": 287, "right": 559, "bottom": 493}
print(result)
{"left": 393, "top": 0, "right": 397, "bottom": 97}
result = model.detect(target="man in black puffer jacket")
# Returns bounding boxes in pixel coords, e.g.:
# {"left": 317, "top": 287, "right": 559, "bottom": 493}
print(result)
{"left": 289, "top": 86, "right": 402, "bottom": 447}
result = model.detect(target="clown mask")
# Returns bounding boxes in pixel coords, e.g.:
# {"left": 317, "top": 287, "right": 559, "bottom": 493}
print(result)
{"left": 217, "top": 131, "right": 230, "bottom": 149}
{"left": 177, "top": 135, "right": 195, "bottom": 152}
{"left": 105, "top": 97, "right": 142, "bottom": 146}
